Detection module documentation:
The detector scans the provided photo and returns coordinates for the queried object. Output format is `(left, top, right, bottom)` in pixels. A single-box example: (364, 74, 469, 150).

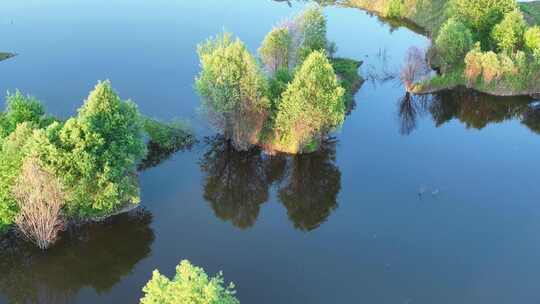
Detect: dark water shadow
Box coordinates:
(397, 89, 537, 135)
(199, 135, 341, 231)
(0, 209, 154, 304)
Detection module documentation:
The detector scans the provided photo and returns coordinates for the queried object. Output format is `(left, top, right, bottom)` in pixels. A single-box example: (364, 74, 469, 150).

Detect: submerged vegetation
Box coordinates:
(347, 0, 540, 97)
(0, 82, 193, 248)
(196, 6, 362, 154)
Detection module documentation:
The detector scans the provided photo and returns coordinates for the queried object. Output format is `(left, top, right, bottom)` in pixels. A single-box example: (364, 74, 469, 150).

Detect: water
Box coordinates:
(2, 1, 540, 303)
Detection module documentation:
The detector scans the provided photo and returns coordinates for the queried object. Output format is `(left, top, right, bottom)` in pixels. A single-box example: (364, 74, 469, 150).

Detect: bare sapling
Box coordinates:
(12, 157, 65, 249)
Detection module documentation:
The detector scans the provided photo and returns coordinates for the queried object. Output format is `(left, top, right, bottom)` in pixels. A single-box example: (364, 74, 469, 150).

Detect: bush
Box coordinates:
(0, 124, 35, 232)
(259, 27, 292, 74)
(435, 18, 474, 71)
(524, 26, 540, 54)
(481, 51, 501, 84)
(273, 51, 345, 153)
(140, 260, 239, 304)
(143, 118, 192, 151)
(464, 43, 484, 83)
(0, 91, 52, 140)
(196, 33, 270, 151)
(12, 157, 65, 250)
(38, 81, 147, 218)
(491, 9, 526, 54)
(386, 0, 404, 18)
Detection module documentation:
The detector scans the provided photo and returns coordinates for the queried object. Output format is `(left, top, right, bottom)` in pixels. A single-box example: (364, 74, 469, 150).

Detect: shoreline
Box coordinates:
(344, 0, 540, 99)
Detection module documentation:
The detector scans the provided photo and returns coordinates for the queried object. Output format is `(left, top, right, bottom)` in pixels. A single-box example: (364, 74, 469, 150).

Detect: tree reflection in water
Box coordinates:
(199, 136, 341, 231)
(397, 89, 539, 135)
(0, 209, 154, 304)
(278, 139, 341, 231)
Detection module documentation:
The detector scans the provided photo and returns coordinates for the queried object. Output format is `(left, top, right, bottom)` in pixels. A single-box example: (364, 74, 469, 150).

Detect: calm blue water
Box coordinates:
(1, 1, 540, 303)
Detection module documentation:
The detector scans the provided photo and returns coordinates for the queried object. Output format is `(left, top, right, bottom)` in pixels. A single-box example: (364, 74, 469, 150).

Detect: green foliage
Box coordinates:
(140, 260, 239, 304)
(274, 51, 345, 153)
(0, 91, 53, 140)
(0, 124, 35, 232)
(259, 27, 292, 74)
(491, 9, 527, 53)
(386, 0, 404, 18)
(37, 81, 146, 218)
(449, 0, 517, 46)
(143, 118, 193, 151)
(296, 6, 329, 62)
(196, 32, 269, 115)
(331, 58, 362, 110)
(268, 68, 293, 104)
(435, 18, 474, 71)
(524, 26, 540, 54)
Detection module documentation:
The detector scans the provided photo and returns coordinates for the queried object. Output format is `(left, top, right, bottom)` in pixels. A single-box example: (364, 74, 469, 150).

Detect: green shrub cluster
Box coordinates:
(435, 18, 474, 72)
(140, 260, 239, 304)
(424, 0, 540, 93)
(0, 81, 191, 234)
(196, 6, 359, 154)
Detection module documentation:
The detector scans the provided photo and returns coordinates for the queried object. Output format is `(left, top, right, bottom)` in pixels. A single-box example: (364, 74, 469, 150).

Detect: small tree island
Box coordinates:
(195, 6, 362, 154)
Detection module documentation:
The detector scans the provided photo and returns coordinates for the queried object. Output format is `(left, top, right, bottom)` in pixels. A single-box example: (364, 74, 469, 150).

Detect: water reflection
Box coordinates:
(199, 136, 341, 231)
(0, 209, 154, 304)
(278, 139, 341, 231)
(199, 136, 271, 229)
(397, 89, 538, 135)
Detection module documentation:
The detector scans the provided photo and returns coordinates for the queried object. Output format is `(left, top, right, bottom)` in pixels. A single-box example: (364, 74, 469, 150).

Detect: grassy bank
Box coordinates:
(0, 53, 15, 62)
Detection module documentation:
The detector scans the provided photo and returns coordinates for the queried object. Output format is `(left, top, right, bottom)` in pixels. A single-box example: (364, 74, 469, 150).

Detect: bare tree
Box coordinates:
(401, 46, 429, 90)
(13, 157, 65, 250)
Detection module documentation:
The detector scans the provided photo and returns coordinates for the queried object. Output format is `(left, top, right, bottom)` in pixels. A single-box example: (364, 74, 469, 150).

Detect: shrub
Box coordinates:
(386, 0, 404, 18)
(0, 91, 52, 140)
(464, 43, 484, 83)
(196, 33, 270, 151)
(259, 27, 292, 74)
(268, 67, 293, 104)
(435, 18, 474, 71)
(12, 157, 65, 250)
(481, 51, 501, 84)
(273, 51, 345, 153)
(140, 260, 239, 304)
(491, 9, 526, 54)
(38, 81, 147, 218)
(143, 118, 192, 151)
(0, 124, 35, 232)
(524, 26, 540, 54)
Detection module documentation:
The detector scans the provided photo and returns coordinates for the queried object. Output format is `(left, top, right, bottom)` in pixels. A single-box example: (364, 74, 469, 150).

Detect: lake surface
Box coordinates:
(2, 1, 540, 303)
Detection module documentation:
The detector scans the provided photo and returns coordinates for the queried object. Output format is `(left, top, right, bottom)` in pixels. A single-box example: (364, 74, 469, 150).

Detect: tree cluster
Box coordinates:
(196, 6, 355, 154)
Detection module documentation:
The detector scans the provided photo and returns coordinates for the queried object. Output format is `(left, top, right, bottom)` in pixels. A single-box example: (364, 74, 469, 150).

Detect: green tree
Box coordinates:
(273, 51, 345, 153)
(140, 260, 239, 304)
(524, 26, 540, 55)
(259, 27, 292, 74)
(449, 0, 516, 46)
(37, 81, 146, 218)
(196, 33, 270, 151)
(435, 18, 474, 71)
(0, 91, 52, 140)
(491, 9, 526, 53)
(0, 123, 35, 232)
(296, 6, 329, 62)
